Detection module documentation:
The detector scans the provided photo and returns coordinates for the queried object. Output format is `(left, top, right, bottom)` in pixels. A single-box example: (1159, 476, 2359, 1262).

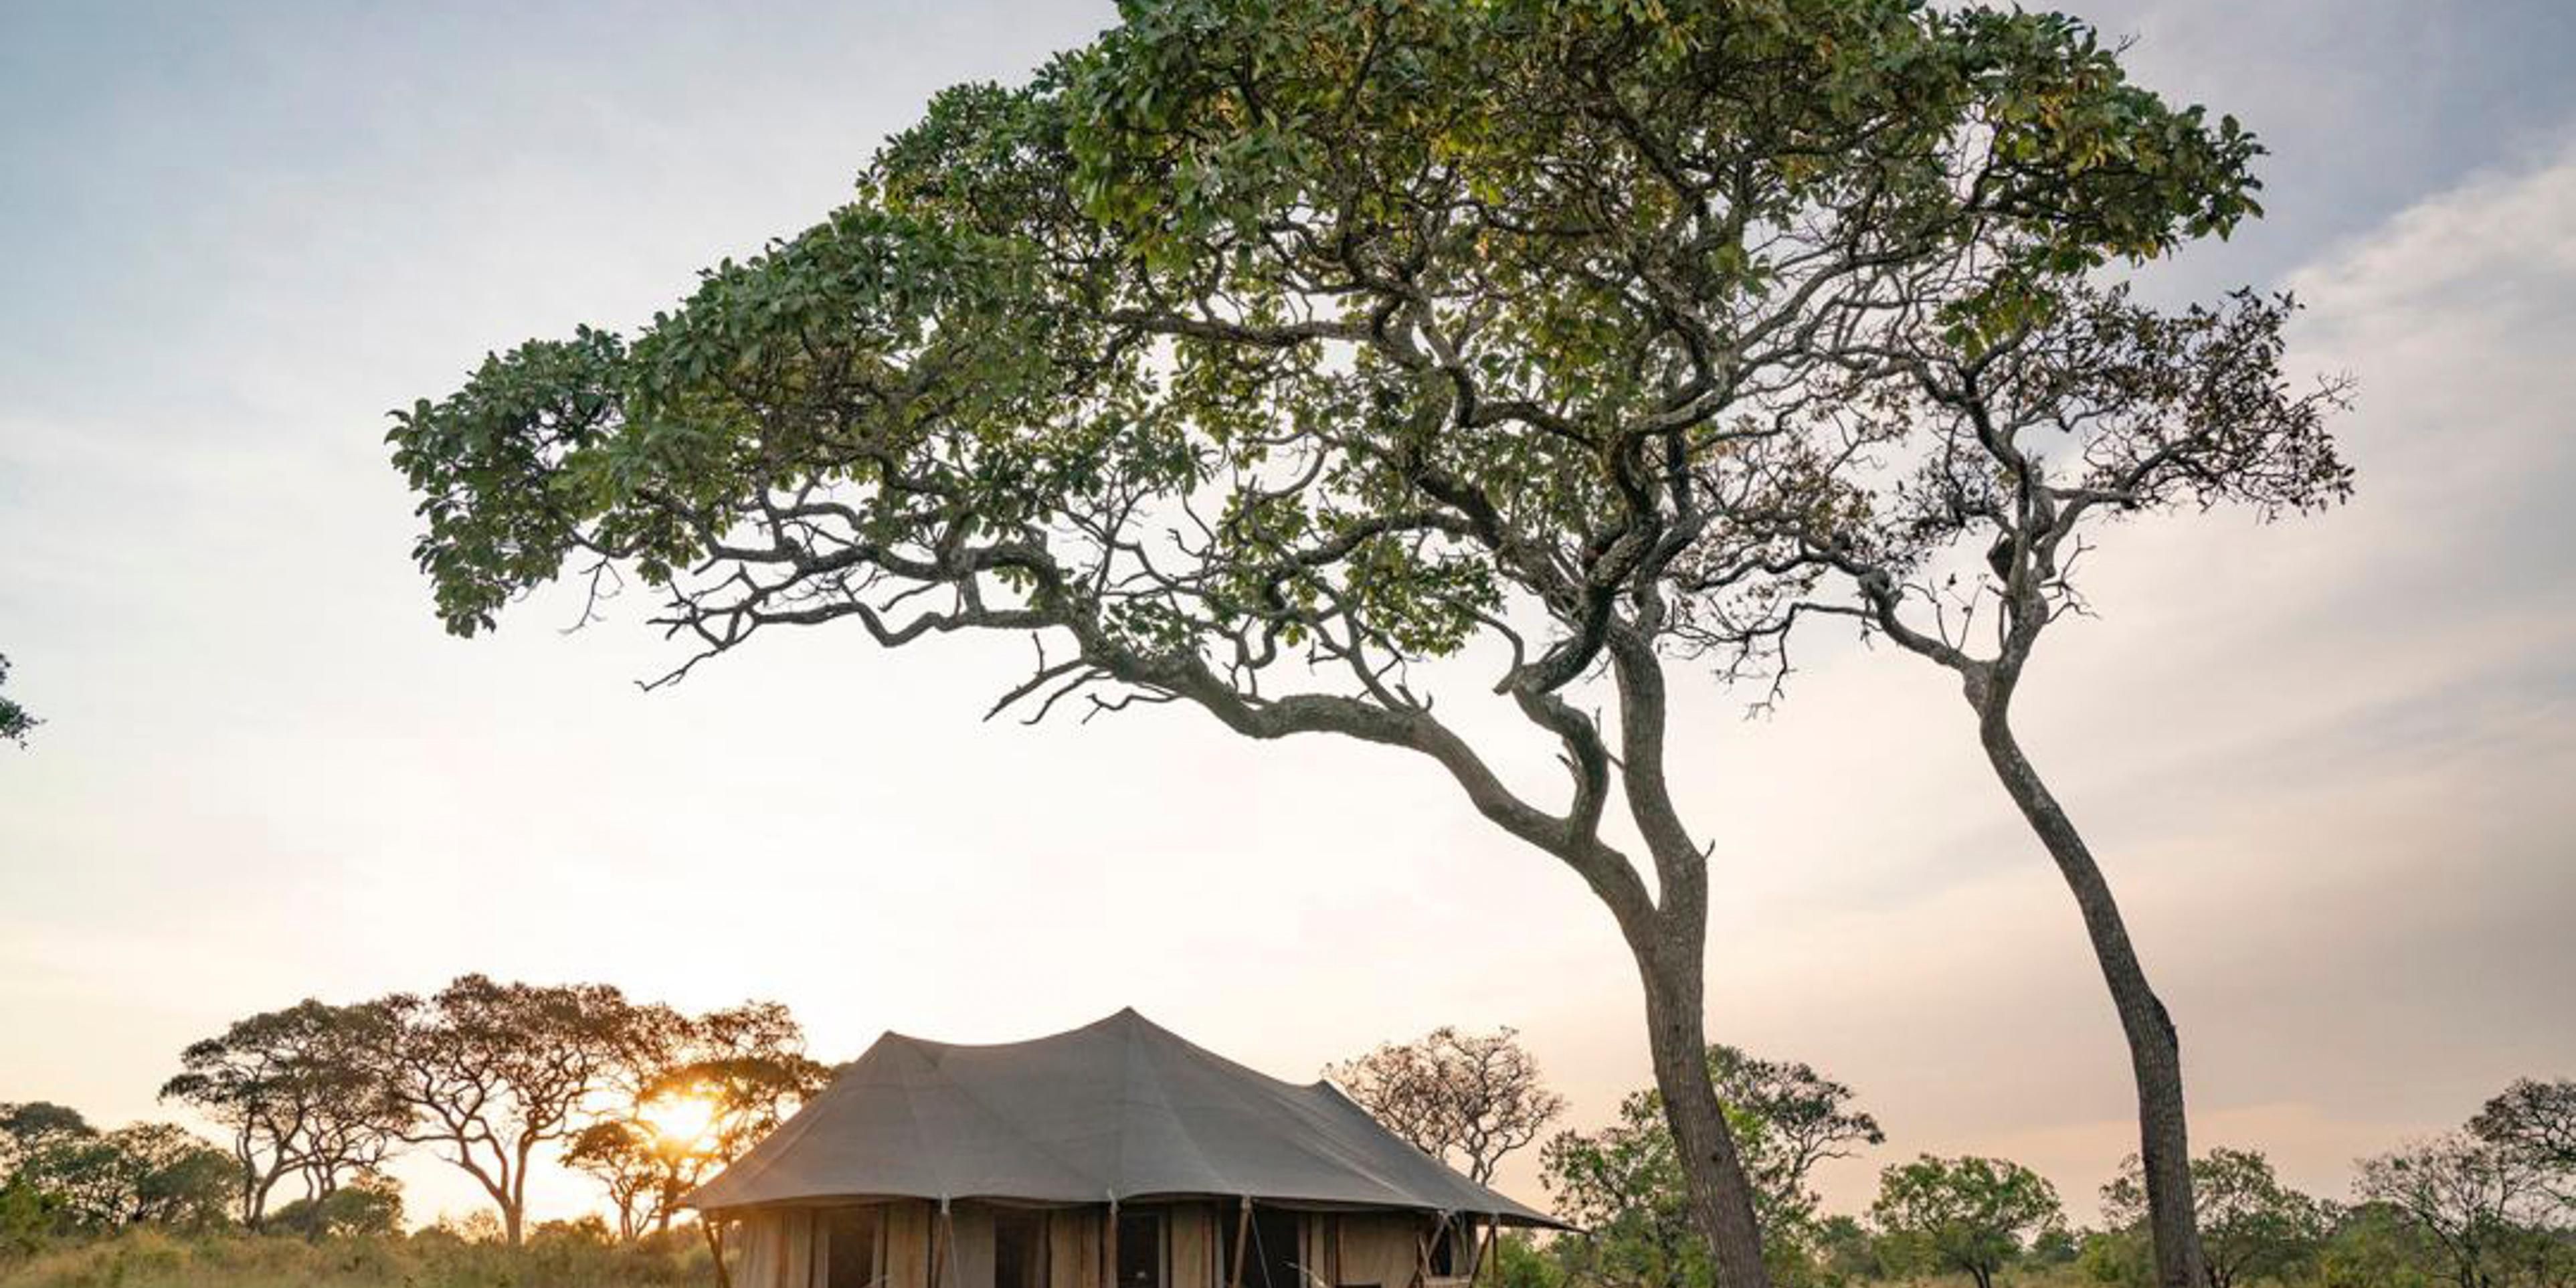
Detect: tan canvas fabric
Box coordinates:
(1168, 1204, 1216, 1288)
(738, 1210, 824, 1288)
(737, 1211, 781, 1288)
(884, 1201, 934, 1288)
(1330, 1214, 1422, 1288)
(1050, 1209, 1103, 1288)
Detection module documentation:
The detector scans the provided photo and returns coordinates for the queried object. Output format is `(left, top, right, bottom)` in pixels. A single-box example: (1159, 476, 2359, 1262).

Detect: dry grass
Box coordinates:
(0, 1226, 716, 1288)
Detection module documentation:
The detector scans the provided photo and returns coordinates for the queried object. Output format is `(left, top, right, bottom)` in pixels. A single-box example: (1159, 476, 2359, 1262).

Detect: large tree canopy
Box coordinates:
(389, 2, 2323, 1283)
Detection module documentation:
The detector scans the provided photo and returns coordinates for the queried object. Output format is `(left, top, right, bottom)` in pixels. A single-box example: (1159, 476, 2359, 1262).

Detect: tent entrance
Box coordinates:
(1218, 1206, 1303, 1288)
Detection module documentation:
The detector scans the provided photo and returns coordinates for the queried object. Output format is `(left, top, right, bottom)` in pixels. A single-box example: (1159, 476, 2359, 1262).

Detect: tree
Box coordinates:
(369, 974, 640, 1245)
(1871, 1155, 2065, 1288)
(2472, 1079, 2576, 1214)
(268, 1172, 405, 1238)
(1708, 1046, 1888, 1220)
(0, 1103, 92, 1178)
(387, 3, 2278, 1282)
(1544, 1044, 1884, 1287)
(567, 1000, 830, 1239)
(2105, 1149, 2332, 1288)
(1754, 270, 2349, 1288)
(0, 654, 36, 747)
(159, 999, 405, 1229)
(13, 1122, 235, 1233)
(2354, 1133, 2559, 1288)
(1329, 1026, 1567, 1185)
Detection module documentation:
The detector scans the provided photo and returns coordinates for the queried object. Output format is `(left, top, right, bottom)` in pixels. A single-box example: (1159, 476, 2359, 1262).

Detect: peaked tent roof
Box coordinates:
(686, 1008, 1562, 1226)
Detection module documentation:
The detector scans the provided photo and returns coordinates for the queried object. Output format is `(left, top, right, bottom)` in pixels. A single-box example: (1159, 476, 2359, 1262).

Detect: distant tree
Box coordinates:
(159, 999, 405, 1229)
(1708, 1046, 1888, 1219)
(2472, 1079, 2576, 1214)
(384, 3, 2286, 1284)
(0, 1103, 92, 1176)
(15, 1122, 234, 1232)
(2312, 1201, 2446, 1288)
(2105, 1148, 2334, 1288)
(1811, 1214, 1880, 1283)
(0, 654, 37, 748)
(567, 1000, 829, 1239)
(1329, 1026, 1567, 1185)
(1871, 1155, 2065, 1288)
(0, 1103, 90, 1249)
(2029, 1227, 2083, 1268)
(269, 1172, 405, 1238)
(371, 975, 640, 1245)
(2354, 1133, 2559, 1288)
(1545, 1044, 1884, 1288)
(2082, 1226, 2154, 1288)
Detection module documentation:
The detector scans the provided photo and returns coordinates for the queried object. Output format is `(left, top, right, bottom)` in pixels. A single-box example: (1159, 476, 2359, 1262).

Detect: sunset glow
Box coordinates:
(642, 1089, 719, 1154)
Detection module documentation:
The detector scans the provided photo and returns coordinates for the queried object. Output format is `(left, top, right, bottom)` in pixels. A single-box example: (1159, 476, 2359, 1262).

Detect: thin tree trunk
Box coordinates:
(1971, 686, 2205, 1288)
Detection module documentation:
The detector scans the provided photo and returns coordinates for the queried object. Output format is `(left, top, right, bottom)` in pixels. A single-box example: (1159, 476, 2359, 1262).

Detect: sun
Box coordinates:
(640, 1087, 720, 1153)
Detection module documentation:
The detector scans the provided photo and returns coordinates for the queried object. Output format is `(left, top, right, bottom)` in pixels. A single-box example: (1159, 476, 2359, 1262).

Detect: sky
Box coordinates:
(3, 0, 2573, 1233)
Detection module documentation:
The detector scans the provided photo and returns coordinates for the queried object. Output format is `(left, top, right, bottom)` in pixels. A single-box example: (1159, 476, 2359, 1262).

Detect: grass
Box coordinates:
(0, 1225, 717, 1288)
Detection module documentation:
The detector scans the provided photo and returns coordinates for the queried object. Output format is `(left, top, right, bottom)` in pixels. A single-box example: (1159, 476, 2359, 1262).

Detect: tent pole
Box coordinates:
(1105, 1199, 1119, 1288)
(1228, 1198, 1250, 1288)
(932, 1200, 952, 1288)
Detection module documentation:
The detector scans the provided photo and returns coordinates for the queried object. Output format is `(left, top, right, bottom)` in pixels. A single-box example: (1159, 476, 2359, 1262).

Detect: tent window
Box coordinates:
(996, 1208, 1048, 1288)
(822, 1206, 882, 1288)
(1117, 1210, 1166, 1288)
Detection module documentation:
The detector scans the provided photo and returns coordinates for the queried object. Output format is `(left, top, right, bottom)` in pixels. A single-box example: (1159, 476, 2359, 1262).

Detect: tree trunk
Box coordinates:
(1971, 688, 2205, 1288)
(1632, 925, 1773, 1288)
(1602, 633, 1773, 1288)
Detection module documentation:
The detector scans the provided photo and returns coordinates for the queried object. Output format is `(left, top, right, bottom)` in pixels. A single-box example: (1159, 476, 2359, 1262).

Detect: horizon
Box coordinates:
(4, 0, 2574, 1238)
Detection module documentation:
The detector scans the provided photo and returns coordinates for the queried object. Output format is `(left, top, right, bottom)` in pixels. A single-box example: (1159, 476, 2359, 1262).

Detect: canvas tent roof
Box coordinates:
(686, 1008, 1562, 1226)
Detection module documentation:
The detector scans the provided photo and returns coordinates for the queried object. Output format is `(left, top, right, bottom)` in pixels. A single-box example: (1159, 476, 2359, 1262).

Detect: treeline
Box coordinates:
(0, 974, 828, 1254)
(1337, 1029, 2576, 1288)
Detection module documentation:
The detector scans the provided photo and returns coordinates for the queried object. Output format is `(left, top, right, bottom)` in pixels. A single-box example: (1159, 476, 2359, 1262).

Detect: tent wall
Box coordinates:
(736, 1209, 821, 1288)
(1049, 1209, 1103, 1288)
(1314, 1212, 1420, 1288)
(1168, 1203, 1217, 1288)
(729, 1201, 1473, 1288)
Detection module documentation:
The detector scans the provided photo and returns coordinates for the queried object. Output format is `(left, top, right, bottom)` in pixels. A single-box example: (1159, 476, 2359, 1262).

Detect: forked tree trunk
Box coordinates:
(1971, 683, 2205, 1288)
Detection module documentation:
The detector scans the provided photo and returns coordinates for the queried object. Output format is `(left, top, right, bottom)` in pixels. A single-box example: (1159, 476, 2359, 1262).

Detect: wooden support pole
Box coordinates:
(933, 1201, 952, 1288)
(1228, 1199, 1251, 1288)
(1105, 1201, 1120, 1288)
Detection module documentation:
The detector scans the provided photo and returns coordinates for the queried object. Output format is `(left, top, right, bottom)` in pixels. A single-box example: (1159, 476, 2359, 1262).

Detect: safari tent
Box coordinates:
(688, 1008, 1563, 1288)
